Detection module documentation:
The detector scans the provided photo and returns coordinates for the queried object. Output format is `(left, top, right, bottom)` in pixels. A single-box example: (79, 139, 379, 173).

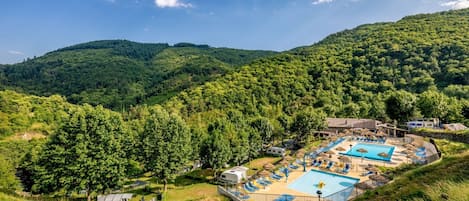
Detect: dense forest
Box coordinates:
(0, 8, 468, 201)
(0, 40, 277, 110)
(165, 9, 469, 129)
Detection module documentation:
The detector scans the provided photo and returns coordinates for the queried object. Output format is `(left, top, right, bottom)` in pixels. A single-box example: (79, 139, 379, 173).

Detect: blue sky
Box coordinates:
(1, 0, 468, 64)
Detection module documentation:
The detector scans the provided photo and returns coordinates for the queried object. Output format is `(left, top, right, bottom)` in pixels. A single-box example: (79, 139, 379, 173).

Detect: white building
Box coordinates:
(219, 166, 248, 184)
(407, 118, 439, 129)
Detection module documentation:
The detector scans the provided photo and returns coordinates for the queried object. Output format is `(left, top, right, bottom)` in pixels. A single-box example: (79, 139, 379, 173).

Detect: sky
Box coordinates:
(1, 0, 468, 64)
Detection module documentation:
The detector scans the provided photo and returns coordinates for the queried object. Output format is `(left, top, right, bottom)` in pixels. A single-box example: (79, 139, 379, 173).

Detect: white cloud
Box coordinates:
(8, 50, 24, 55)
(312, 0, 334, 5)
(441, 0, 469, 9)
(155, 0, 192, 8)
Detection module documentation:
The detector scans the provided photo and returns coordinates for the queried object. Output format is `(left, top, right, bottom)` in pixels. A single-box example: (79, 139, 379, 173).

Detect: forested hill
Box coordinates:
(0, 40, 277, 110)
(165, 8, 469, 129)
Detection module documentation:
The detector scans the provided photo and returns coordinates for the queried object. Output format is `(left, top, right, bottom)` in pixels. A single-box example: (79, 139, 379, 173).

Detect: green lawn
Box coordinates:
(128, 183, 227, 201)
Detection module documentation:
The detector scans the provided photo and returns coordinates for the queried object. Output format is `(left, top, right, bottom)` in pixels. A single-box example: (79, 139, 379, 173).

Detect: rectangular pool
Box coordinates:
(342, 143, 395, 161)
(287, 169, 359, 197)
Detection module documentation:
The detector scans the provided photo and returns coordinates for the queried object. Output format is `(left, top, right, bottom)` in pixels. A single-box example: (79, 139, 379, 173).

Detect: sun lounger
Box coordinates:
(289, 164, 299, 169)
(361, 171, 374, 176)
(342, 163, 350, 174)
(244, 183, 256, 192)
(272, 173, 283, 179)
(326, 161, 334, 169)
(311, 159, 317, 166)
(314, 160, 322, 167)
(259, 178, 272, 184)
(247, 182, 260, 190)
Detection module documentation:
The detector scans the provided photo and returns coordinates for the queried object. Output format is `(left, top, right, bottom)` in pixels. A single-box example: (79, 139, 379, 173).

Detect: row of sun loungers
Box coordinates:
(311, 159, 351, 174)
(228, 190, 250, 200)
(353, 136, 386, 144)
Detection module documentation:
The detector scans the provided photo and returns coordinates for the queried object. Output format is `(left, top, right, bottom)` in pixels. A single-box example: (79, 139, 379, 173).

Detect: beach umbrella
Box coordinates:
(258, 170, 270, 178)
(318, 152, 328, 158)
(263, 163, 275, 171)
(401, 150, 413, 155)
(377, 152, 389, 166)
(284, 155, 294, 162)
(369, 174, 390, 184)
(356, 148, 368, 162)
(324, 150, 335, 155)
(376, 132, 386, 137)
(411, 139, 424, 147)
(338, 156, 352, 164)
(279, 160, 290, 166)
(354, 182, 373, 190)
(296, 149, 306, 158)
(310, 147, 318, 153)
(365, 166, 380, 173)
(335, 147, 346, 151)
(404, 144, 415, 149)
(320, 141, 329, 148)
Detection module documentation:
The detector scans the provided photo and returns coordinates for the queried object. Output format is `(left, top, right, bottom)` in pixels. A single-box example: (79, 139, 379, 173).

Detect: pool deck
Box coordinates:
(247, 137, 410, 200)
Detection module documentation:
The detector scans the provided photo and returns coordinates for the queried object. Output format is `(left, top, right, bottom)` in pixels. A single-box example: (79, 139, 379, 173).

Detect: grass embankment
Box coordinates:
(414, 128, 469, 136)
(0, 192, 30, 201)
(353, 139, 469, 201)
(244, 157, 282, 176)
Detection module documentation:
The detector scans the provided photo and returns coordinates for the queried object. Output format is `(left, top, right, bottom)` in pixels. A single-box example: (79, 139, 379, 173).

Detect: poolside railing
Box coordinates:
(247, 192, 329, 201)
(323, 185, 355, 201)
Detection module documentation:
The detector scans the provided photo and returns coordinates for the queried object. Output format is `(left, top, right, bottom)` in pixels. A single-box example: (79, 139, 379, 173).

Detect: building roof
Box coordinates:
(326, 118, 382, 129)
(222, 166, 248, 174)
(97, 194, 133, 201)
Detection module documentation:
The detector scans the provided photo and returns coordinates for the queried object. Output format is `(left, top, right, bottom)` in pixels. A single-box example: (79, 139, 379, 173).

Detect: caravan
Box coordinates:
(266, 146, 286, 156)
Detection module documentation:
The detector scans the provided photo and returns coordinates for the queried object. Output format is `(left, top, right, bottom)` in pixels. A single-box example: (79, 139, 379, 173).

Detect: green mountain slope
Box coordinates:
(0, 40, 276, 109)
(165, 9, 469, 126)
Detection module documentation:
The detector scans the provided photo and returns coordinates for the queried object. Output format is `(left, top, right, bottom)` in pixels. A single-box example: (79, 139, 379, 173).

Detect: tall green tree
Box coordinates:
(141, 107, 192, 192)
(417, 90, 449, 120)
(33, 105, 126, 201)
(291, 107, 326, 144)
(385, 90, 417, 123)
(202, 120, 231, 177)
(251, 117, 274, 145)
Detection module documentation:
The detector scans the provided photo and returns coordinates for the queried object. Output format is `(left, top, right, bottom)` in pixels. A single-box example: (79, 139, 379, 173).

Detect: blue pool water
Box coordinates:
(288, 169, 359, 197)
(342, 143, 395, 161)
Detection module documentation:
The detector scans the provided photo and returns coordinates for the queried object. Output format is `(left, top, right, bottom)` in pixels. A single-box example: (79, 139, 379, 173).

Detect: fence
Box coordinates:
(247, 193, 323, 201)
(323, 185, 355, 201)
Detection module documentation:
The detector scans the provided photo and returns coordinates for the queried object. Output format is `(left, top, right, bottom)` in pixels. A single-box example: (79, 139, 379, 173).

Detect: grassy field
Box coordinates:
(353, 139, 469, 201)
(128, 183, 228, 201)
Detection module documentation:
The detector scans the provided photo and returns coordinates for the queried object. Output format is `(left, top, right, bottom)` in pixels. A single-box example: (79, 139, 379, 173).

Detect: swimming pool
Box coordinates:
(342, 143, 395, 161)
(287, 169, 359, 198)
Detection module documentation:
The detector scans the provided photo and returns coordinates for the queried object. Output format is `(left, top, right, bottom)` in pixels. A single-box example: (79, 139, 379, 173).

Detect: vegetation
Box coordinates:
(0, 8, 469, 201)
(0, 40, 276, 110)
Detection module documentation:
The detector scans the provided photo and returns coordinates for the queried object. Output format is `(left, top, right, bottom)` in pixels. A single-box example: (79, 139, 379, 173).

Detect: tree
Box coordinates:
(251, 117, 274, 145)
(291, 107, 326, 144)
(201, 120, 231, 177)
(33, 105, 126, 201)
(417, 90, 449, 120)
(385, 90, 417, 123)
(141, 107, 192, 192)
(0, 155, 19, 190)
